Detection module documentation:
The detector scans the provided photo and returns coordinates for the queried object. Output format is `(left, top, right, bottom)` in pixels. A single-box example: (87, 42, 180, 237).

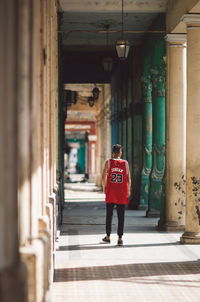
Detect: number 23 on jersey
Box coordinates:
(110, 173, 123, 183)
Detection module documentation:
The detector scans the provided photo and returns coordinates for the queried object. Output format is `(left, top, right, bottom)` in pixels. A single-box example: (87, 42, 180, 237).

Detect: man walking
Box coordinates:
(102, 144, 131, 246)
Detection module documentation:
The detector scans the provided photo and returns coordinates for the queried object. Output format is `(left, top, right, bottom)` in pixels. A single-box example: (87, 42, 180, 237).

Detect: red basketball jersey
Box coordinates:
(105, 159, 129, 204)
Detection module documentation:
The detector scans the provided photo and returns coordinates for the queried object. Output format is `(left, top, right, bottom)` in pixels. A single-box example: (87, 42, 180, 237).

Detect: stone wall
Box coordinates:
(0, 0, 59, 301)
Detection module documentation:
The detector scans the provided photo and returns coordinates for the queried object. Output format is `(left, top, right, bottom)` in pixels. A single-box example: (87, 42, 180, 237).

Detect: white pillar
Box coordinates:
(0, 0, 27, 301)
(165, 34, 187, 231)
(0, 0, 19, 271)
(42, 0, 50, 213)
(95, 84, 111, 186)
(88, 135, 97, 182)
(17, 0, 33, 246)
(96, 115, 101, 186)
(103, 84, 112, 162)
(91, 143, 96, 174)
(181, 14, 200, 243)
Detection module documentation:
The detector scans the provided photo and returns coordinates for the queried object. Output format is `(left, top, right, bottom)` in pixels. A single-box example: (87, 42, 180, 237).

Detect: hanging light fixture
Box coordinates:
(92, 86, 100, 100)
(116, 0, 130, 60)
(102, 24, 114, 71)
(71, 91, 78, 104)
(88, 96, 95, 107)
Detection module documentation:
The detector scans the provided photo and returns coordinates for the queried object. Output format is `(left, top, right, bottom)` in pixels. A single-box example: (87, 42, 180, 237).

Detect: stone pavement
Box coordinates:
(52, 183, 200, 302)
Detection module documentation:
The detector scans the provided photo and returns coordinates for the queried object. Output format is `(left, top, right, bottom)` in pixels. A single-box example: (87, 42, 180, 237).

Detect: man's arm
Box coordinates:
(102, 160, 108, 193)
(127, 164, 131, 197)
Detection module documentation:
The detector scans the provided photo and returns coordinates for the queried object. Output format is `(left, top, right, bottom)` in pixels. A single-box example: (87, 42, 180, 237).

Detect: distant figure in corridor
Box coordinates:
(101, 144, 131, 246)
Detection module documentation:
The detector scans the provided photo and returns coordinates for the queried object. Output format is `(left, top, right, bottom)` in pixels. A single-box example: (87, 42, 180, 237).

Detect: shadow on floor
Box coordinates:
(54, 260, 200, 284)
(58, 241, 181, 252)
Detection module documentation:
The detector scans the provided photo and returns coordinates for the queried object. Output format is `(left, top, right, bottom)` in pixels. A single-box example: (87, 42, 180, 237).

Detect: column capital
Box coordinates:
(149, 64, 166, 97)
(181, 14, 200, 27)
(165, 34, 187, 47)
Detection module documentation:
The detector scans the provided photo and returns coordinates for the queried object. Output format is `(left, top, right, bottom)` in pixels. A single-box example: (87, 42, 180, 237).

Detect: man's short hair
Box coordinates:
(112, 144, 122, 155)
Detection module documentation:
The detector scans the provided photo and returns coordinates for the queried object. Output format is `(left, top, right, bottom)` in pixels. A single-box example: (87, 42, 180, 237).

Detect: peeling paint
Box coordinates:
(173, 176, 186, 220)
(191, 176, 200, 185)
(188, 177, 200, 224)
(146, 111, 152, 134)
(173, 176, 186, 196)
(191, 176, 200, 199)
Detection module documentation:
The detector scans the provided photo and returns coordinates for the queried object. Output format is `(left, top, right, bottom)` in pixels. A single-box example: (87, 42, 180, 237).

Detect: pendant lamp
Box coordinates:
(116, 0, 130, 60)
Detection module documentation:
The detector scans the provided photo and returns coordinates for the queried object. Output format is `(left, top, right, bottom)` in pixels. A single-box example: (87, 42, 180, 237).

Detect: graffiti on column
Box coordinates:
(140, 74, 152, 208)
(173, 175, 186, 221)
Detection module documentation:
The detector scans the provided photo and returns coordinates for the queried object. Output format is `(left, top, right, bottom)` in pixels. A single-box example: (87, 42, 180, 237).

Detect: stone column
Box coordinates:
(147, 63, 166, 216)
(95, 84, 111, 186)
(163, 34, 187, 231)
(180, 15, 200, 243)
(17, 0, 32, 246)
(103, 84, 111, 162)
(140, 74, 153, 209)
(42, 0, 50, 212)
(0, 1, 27, 301)
(88, 135, 97, 182)
(52, 1, 58, 191)
(85, 133, 89, 179)
(57, 15, 65, 225)
(95, 114, 101, 186)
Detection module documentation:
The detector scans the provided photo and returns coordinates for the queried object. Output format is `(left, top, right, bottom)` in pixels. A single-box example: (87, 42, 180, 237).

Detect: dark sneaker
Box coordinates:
(102, 236, 111, 243)
(117, 239, 123, 246)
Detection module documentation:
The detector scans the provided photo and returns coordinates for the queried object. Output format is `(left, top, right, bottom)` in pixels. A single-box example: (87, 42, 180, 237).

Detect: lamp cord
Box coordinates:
(106, 27, 108, 48)
(122, 0, 124, 39)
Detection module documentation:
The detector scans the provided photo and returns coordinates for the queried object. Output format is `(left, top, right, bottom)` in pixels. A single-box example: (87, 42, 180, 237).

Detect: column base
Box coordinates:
(20, 237, 49, 302)
(0, 261, 28, 302)
(140, 176, 150, 210)
(88, 174, 96, 183)
(146, 209, 160, 217)
(158, 220, 185, 232)
(180, 232, 200, 244)
(138, 204, 148, 211)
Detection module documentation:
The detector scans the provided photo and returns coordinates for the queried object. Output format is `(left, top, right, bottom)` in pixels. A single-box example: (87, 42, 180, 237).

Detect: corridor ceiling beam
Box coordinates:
(58, 30, 166, 33)
(59, 0, 167, 13)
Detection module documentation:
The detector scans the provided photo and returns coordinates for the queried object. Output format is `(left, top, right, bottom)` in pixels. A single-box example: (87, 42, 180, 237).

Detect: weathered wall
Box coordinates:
(0, 0, 28, 299)
(96, 84, 111, 187)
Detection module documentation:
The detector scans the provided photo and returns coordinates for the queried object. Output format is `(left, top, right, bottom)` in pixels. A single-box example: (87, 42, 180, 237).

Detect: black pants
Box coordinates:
(106, 203, 125, 238)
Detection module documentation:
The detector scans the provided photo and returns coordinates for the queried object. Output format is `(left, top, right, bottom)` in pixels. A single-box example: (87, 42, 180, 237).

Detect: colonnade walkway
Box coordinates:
(52, 182, 200, 302)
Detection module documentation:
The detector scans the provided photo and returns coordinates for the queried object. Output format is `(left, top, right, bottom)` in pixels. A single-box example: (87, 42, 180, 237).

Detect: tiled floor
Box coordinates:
(52, 184, 200, 302)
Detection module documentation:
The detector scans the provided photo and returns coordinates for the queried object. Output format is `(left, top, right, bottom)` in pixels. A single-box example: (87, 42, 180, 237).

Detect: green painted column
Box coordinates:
(78, 140, 85, 173)
(122, 82, 127, 159)
(117, 88, 123, 145)
(127, 78, 133, 176)
(147, 63, 166, 216)
(122, 118, 127, 157)
(140, 74, 153, 209)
